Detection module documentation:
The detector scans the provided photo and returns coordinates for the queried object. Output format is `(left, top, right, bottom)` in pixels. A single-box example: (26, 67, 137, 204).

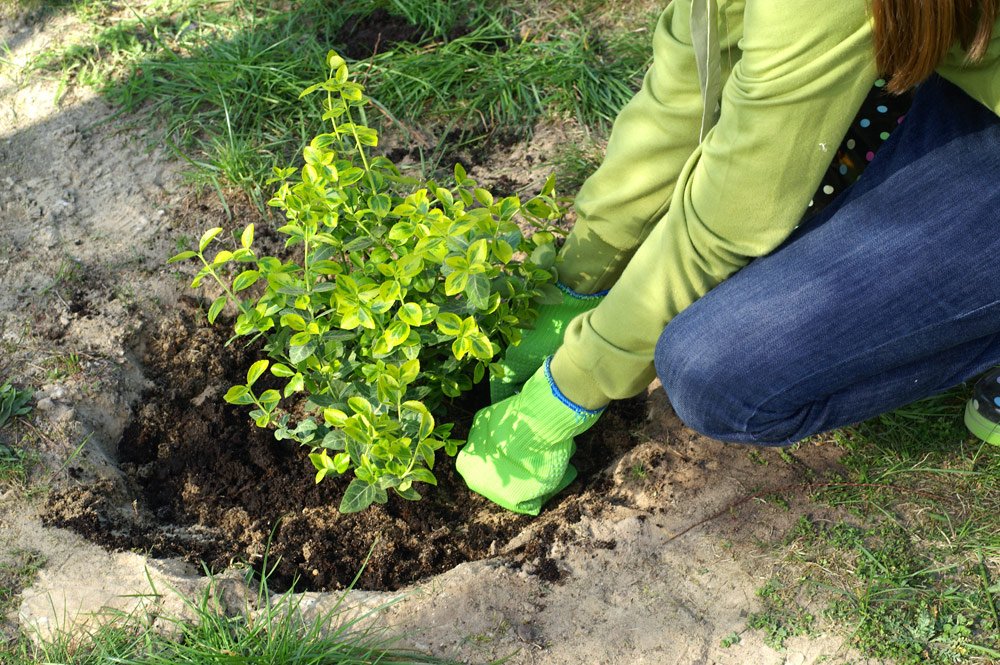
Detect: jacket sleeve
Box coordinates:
(555, 0, 880, 406)
(558, 0, 745, 293)
(679, 0, 876, 265)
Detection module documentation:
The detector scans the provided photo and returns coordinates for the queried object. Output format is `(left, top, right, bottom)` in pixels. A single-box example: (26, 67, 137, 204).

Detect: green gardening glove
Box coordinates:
(490, 283, 607, 403)
(457, 357, 605, 515)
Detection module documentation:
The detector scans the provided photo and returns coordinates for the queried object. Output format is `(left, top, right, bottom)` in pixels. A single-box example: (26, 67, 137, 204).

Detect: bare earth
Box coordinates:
(0, 8, 871, 665)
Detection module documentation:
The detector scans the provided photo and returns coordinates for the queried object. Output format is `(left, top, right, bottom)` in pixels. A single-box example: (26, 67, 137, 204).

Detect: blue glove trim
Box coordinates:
(543, 356, 606, 418)
(556, 282, 610, 300)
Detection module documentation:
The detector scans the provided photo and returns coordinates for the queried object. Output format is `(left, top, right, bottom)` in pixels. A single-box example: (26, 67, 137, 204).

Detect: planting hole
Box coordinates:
(41, 302, 635, 592)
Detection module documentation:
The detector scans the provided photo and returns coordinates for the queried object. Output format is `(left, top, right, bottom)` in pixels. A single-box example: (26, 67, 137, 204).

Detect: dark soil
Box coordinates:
(42, 302, 644, 592)
(334, 9, 429, 60)
(331, 7, 496, 61)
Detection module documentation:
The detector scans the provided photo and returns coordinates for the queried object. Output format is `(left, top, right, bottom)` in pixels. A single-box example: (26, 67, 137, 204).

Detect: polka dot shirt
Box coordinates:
(808, 79, 913, 214)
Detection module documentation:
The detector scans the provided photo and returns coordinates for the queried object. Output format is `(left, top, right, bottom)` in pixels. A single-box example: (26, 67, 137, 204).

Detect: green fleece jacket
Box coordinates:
(551, 0, 1000, 410)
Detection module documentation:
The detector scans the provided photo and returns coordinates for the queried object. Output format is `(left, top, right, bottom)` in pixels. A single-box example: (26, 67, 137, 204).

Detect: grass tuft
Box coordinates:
(2, 557, 490, 664)
(0, 550, 44, 615)
(747, 577, 816, 650)
(0, 379, 35, 489)
(550, 137, 606, 192)
(0, 380, 31, 431)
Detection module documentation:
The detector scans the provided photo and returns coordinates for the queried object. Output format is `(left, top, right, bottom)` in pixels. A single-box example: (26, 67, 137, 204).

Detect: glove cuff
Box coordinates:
(555, 281, 610, 301)
(543, 356, 605, 419)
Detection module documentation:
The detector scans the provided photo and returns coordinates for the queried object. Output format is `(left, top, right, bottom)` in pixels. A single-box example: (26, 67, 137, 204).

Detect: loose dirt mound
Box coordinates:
(41, 301, 641, 592)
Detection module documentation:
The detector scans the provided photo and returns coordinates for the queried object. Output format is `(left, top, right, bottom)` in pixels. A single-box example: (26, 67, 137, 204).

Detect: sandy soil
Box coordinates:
(0, 6, 871, 664)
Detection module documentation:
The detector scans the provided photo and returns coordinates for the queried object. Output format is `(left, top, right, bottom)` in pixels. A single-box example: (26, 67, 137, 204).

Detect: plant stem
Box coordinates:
(347, 106, 377, 192)
(200, 256, 251, 317)
(303, 227, 312, 292)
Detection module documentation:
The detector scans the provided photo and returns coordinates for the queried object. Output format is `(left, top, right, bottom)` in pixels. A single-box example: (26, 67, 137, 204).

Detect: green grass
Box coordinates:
(0, 380, 31, 431)
(26, 0, 651, 207)
(41, 353, 82, 382)
(826, 387, 998, 558)
(0, 442, 33, 486)
(746, 577, 816, 650)
(0, 550, 44, 616)
(1, 560, 493, 665)
(748, 386, 1000, 664)
(360, 16, 648, 134)
(0, 380, 34, 487)
(549, 137, 606, 192)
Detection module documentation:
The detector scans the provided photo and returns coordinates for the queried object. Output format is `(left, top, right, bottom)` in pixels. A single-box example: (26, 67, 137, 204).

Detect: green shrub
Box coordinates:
(173, 52, 565, 513)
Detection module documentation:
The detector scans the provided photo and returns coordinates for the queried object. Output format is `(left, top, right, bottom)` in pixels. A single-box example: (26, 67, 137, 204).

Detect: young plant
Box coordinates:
(172, 51, 565, 513)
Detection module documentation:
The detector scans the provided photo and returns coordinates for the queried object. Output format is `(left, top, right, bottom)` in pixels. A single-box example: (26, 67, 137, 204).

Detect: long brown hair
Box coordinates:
(871, 0, 999, 93)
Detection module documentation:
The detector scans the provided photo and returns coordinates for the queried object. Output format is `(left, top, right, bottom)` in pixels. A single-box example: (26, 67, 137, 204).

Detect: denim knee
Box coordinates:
(653, 312, 803, 446)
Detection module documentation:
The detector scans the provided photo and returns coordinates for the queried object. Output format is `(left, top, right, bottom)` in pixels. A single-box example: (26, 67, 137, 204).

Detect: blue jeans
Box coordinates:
(653, 75, 1000, 445)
